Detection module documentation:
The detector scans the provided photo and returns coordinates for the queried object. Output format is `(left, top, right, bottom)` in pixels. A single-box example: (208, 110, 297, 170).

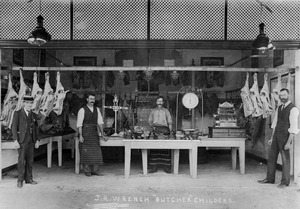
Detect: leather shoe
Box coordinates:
(17, 181, 23, 188)
(91, 172, 104, 176)
(257, 179, 274, 184)
(277, 183, 288, 189)
(148, 168, 158, 173)
(25, 180, 38, 185)
(164, 168, 172, 174)
(85, 172, 92, 177)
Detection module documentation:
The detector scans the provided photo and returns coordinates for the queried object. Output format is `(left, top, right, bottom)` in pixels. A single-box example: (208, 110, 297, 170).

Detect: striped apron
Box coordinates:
(79, 106, 103, 165)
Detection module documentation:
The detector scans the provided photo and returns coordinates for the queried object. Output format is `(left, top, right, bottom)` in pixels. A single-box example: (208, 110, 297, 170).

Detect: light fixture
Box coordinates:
(27, 0, 51, 46)
(252, 23, 275, 52)
(252, 1, 275, 52)
(119, 70, 126, 79)
(143, 69, 153, 81)
(170, 71, 179, 80)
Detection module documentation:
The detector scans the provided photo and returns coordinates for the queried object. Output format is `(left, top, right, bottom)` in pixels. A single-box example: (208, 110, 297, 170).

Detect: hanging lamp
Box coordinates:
(252, 23, 275, 52)
(27, 0, 51, 46)
(252, 1, 274, 52)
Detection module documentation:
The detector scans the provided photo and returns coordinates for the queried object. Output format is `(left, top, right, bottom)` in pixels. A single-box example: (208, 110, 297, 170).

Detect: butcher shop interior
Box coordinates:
(0, 0, 300, 209)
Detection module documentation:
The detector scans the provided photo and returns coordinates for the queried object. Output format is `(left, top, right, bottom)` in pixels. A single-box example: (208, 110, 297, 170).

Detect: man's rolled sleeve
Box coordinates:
(288, 107, 299, 134)
(76, 108, 84, 128)
(97, 107, 104, 125)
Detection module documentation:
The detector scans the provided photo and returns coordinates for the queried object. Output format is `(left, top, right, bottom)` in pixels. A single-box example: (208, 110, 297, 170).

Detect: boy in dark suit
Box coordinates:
(12, 95, 39, 188)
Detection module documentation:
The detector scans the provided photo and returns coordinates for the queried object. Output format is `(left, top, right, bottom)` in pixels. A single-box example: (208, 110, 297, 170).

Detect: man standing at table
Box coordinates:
(148, 96, 173, 173)
(77, 93, 106, 176)
(12, 95, 39, 188)
(258, 88, 299, 188)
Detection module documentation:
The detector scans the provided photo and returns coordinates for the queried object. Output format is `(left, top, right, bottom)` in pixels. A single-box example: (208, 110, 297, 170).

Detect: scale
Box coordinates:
(104, 94, 128, 137)
(175, 86, 204, 134)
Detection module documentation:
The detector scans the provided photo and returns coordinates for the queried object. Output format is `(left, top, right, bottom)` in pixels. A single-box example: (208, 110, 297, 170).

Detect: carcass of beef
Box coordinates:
(260, 73, 273, 118)
(249, 73, 263, 117)
(271, 73, 282, 112)
(240, 73, 254, 117)
(0, 73, 18, 128)
(15, 69, 31, 111)
(287, 72, 291, 92)
(40, 72, 55, 117)
(31, 72, 43, 114)
(53, 72, 69, 116)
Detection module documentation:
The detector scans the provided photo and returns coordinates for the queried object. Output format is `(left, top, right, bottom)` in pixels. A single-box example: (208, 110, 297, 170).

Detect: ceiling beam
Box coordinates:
(1, 40, 299, 50)
(12, 66, 294, 73)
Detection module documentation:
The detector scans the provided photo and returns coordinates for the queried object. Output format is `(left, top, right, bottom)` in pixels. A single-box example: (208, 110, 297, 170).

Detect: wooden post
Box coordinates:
(191, 71, 195, 129)
(102, 71, 106, 127)
(294, 65, 300, 185)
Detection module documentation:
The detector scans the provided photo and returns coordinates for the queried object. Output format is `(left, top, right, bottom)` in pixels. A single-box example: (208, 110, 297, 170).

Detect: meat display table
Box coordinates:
(75, 137, 125, 174)
(123, 139, 198, 179)
(35, 133, 76, 168)
(197, 137, 246, 175)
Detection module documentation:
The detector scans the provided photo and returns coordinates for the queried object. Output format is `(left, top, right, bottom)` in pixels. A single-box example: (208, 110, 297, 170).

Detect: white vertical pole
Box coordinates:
(191, 71, 195, 129)
(102, 71, 106, 127)
(294, 64, 300, 185)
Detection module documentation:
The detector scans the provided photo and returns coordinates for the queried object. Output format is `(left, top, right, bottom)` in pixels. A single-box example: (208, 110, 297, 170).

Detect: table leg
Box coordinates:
(124, 144, 131, 178)
(75, 137, 80, 174)
(189, 149, 192, 175)
(173, 149, 179, 175)
(231, 147, 237, 170)
(47, 138, 53, 168)
(142, 149, 147, 175)
(57, 137, 62, 166)
(192, 147, 198, 179)
(239, 143, 245, 174)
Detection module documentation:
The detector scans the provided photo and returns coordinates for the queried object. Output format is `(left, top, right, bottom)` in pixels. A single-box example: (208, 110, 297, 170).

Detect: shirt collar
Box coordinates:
(283, 100, 291, 108)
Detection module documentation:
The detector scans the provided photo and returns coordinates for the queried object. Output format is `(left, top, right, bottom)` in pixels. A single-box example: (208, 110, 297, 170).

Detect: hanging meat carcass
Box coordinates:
(0, 73, 18, 128)
(271, 73, 282, 112)
(240, 73, 254, 117)
(260, 73, 273, 118)
(286, 72, 291, 92)
(15, 69, 31, 111)
(249, 73, 263, 117)
(31, 72, 43, 114)
(53, 72, 69, 116)
(40, 72, 55, 117)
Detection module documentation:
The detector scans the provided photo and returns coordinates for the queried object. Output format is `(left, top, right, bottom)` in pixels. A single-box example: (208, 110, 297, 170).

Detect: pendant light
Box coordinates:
(27, 0, 51, 46)
(252, 1, 274, 52)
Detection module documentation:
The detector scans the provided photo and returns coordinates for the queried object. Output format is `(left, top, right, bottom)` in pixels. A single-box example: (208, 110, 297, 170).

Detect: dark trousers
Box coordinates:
(266, 134, 290, 185)
(18, 133, 34, 181)
(149, 150, 171, 169)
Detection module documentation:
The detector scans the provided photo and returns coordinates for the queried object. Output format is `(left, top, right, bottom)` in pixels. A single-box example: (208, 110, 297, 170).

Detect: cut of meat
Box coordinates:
(53, 72, 69, 116)
(15, 69, 31, 111)
(0, 73, 18, 128)
(260, 73, 273, 118)
(271, 73, 282, 116)
(240, 73, 254, 117)
(40, 72, 55, 117)
(286, 72, 291, 92)
(31, 72, 43, 114)
(249, 73, 263, 117)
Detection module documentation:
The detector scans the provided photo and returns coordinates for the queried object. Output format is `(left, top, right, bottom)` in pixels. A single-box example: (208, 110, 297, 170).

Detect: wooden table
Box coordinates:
(197, 137, 246, 174)
(123, 139, 198, 179)
(35, 133, 76, 168)
(75, 137, 124, 174)
(34, 136, 53, 168)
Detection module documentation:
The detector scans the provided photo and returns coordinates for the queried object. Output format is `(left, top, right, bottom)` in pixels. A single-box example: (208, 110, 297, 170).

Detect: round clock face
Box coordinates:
(182, 93, 199, 109)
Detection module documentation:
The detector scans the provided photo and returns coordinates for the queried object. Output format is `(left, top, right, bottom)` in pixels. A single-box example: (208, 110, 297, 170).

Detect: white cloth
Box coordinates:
(271, 101, 300, 134)
(76, 106, 104, 128)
